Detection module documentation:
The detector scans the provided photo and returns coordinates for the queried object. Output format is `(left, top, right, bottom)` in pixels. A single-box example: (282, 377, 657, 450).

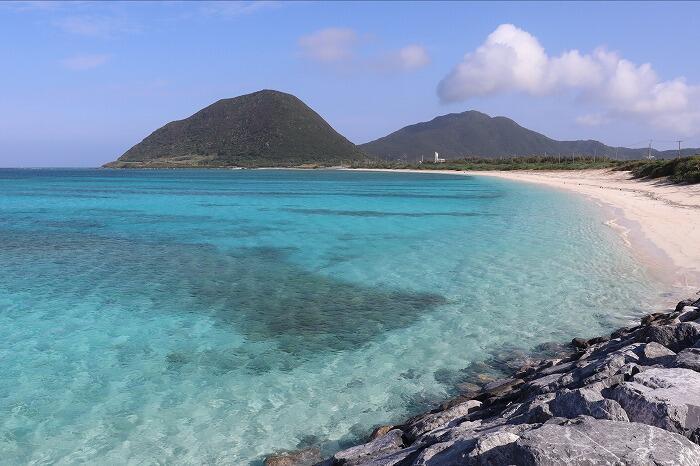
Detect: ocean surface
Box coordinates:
(0, 168, 664, 464)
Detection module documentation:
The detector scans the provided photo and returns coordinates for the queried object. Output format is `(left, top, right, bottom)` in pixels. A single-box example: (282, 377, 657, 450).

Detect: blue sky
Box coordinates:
(1, 1, 700, 167)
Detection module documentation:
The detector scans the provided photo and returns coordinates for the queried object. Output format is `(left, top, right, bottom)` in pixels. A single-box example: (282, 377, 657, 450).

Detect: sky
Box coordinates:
(1, 1, 700, 167)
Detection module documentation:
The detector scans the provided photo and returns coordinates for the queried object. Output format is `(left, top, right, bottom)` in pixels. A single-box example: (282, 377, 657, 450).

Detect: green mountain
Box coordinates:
(360, 111, 688, 161)
(105, 90, 366, 168)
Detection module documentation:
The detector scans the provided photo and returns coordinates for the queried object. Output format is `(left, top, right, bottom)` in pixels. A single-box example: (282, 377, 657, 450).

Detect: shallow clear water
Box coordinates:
(0, 169, 663, 464)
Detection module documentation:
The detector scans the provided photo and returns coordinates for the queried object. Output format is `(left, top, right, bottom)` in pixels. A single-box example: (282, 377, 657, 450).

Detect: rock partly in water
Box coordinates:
(643, 322, 700, 352)
(314, 296, 700, 465)
(332, 429, 404, 465)
(263, 447, 322, 466)
(403, 400, 481, 441)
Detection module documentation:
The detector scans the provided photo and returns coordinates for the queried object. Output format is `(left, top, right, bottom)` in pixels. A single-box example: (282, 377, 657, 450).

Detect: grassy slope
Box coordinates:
(106, 90, 366, 168)
(360, 111, 643, 161)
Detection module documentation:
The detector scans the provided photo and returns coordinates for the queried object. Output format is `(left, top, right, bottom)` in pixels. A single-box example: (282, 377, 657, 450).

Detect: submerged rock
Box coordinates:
(263, 447, 322, 466)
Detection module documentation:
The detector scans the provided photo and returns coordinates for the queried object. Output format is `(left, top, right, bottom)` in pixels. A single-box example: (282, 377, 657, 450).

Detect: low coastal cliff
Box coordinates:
(267, 294, 700, 466)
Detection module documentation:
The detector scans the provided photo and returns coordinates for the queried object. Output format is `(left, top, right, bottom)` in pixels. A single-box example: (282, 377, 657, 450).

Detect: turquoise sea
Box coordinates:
(0, 169, 664, 464)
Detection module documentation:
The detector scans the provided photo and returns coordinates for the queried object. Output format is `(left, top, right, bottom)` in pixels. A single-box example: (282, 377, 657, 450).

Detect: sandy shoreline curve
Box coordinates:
(347, 168, 700, 291)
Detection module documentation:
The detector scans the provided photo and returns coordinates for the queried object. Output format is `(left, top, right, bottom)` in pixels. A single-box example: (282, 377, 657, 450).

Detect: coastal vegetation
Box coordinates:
(350, 156, 621, 171)
(616, 156, 700, 184)
(349, 156, 700, 184)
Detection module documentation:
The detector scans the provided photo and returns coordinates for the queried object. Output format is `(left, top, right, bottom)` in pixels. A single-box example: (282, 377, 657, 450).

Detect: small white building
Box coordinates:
(434, 152, 446, 163)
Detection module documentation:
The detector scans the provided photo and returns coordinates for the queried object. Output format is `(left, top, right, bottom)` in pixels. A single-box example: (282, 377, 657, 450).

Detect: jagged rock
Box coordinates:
(419, 419, 483, 445)
(610, 325, 638, 339)
(571, 335, 611, 350)
(571, 337, 589, 349)
(480, 378, 523, 399)
(332, 429, 403, 465)
(513, 417, 700, 465)
(506, 394, 555, 424)
(570, 342, 672, 387)
(533, 360, 576, 378)
(367, 425, 394, 441)
(610, 367, 700, 442)
(586, 336, 610, 346)
(679, 306, 700, 323)
(466, 431, 519, 464)
(404, 400, 480, 441)
(642, 312, 674, 326)
(348, 445, 422, 466)
(412, 424, 535, 465)
(523, 373, 568, 395)
(549, 383, 629, 421)
(264, 447, 322, 466)
(639, 341, 676, 365)
(410, 439, 477, 466)
(643, 322, 700, 352)
(677, 299, 698, 312)
(676, 348, 700, 372)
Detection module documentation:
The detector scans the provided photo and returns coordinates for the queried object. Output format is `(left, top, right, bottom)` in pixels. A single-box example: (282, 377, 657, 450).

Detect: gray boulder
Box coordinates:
(522, 373, 568, 396)
(404, 400, 481, 440)
(643, 322, 700, 352)
(610, 367, 700, 442)
(679, 306, 700, 323)
(549, 383, 629, 421)
(639, 341, 676, 365)
(264, 447, 321, 466)
(513, 417, 700, 465)
(677, 348, 700, 372)
(506, 394, 555, 424)
(332, 429, 403, 465)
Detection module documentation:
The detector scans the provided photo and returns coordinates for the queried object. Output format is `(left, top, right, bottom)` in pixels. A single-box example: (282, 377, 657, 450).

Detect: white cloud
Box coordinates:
(438, 24, 700, 134)
(393, 45, 430, 70)
(200, 1, 280, 18)
(299, 28, 358, 64)
(52, 15, 136, 38)
(299, 28, 430, 73)
(576, 113, 609, 127)
(61, 54, 109, 70)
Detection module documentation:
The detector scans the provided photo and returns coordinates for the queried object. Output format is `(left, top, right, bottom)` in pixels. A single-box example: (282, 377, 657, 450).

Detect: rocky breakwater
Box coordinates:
(266, 295, 700, 466)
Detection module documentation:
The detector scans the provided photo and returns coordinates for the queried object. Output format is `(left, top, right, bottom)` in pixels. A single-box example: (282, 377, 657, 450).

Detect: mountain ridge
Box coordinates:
(360, 110, 697, 161)
(106, 91, 698, 168)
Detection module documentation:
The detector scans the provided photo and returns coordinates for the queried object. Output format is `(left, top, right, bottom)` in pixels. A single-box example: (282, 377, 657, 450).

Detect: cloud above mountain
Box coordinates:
(299, 28, 358, 64)
(60, 54, 109, 70)
(438, 24, 700, 134)
(299, 27, 429, 73)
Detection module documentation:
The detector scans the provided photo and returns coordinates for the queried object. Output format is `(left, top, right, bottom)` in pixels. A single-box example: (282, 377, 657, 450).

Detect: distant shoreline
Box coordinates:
(346, 168, 700, 293)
